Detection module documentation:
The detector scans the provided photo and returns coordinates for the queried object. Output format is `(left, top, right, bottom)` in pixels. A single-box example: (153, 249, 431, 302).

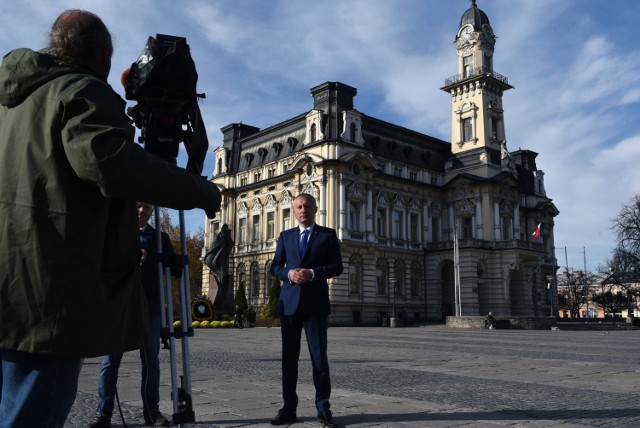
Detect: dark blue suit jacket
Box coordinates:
(271, 224, 343, 317)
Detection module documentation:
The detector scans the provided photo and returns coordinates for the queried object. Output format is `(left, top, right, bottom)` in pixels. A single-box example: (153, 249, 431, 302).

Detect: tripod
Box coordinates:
(154, 207, 195, 425)
(123, 33, 211, 425)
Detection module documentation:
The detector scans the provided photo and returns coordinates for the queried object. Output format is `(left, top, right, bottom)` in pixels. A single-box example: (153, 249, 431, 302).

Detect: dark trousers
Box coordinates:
(280, 308, 331, 413)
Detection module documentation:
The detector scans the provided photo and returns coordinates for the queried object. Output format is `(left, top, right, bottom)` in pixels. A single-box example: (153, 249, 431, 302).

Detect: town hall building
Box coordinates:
(203, 0, 559, 325)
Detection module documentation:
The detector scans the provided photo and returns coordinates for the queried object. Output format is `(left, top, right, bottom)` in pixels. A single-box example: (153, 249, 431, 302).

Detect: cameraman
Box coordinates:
(91, 203, 174, 427)
(0, 10, 220, 427)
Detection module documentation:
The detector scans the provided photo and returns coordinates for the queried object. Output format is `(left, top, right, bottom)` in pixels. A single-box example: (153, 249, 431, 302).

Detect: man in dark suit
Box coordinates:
(270, 193, 343, 428)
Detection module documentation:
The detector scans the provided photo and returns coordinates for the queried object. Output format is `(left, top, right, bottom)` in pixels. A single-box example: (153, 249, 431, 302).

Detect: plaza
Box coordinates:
(67, 325, 640, 427)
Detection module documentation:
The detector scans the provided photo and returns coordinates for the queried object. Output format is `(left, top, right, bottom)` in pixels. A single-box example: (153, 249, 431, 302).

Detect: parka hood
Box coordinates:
(0, 48, 86, 107)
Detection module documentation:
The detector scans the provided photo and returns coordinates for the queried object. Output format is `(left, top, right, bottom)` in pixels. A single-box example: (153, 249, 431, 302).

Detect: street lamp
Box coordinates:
(389, 275, 396, 328)
(545, 274, 556, 318)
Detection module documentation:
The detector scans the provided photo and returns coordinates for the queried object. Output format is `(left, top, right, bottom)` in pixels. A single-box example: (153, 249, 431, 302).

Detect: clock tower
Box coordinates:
(442, 0, 513, 179)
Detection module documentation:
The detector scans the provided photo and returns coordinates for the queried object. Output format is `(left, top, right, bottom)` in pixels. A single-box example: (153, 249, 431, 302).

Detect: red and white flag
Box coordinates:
(532, 223, 541, 238)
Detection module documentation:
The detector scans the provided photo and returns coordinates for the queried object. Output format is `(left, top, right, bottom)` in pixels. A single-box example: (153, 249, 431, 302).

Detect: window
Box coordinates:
(410, 262, 421, 296)
(394, 260, 405, 295)
(409, 170, 417, 181)
(310, 123, 317, 143)
(268, 166, 277, 178)
(240, 176, 248, 186)
(251, 263, 260, 298)
(217, 158, 222, 175)
(393, 211, 403, 239)
(431, 217, 440, 242)
(349, 122, 357, 141)
(282, 208, 291, 231)
(393, 167, 403, 177)
(252, 214, 261, 242)
(410, 214, 419, 242)
(463, 55, 473, 78)
(502, 216, 511, 240)
(349, 256, 363, 294)
(238, 270, 246, 300)
(254, 171, 262, 182)
(376, 208, 387, 237)
(376, 259, 388, 295)
(462, 117, 473, 141)
(484, 53, 492, 71)
(491, 116, 499, 139)
(238, 218, 247, 244)
(266, 212, 275, 239)
(265, 263, 273, 296)
(461, 216, 473, 239)
(349, 202, 361, 231)
(209, 221, 219, 239)
(430, 176, 438, 186)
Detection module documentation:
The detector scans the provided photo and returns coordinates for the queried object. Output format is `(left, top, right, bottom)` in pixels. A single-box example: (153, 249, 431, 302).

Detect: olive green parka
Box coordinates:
(0, 48, 220, 357)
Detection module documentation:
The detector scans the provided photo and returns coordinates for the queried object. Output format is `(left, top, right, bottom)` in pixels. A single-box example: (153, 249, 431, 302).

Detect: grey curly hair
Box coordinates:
(48, 9, 112, 66)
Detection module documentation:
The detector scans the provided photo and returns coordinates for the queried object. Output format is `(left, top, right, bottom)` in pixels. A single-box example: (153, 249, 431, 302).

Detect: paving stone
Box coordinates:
(65, 326, 640, 427)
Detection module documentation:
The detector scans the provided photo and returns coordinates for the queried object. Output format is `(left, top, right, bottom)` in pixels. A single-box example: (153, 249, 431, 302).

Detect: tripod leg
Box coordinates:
(154, 207, 181, 422)
(173, 210, 195, 424)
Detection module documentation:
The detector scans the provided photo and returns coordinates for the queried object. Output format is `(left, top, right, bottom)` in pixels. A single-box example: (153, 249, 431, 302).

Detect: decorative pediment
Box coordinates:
(280, 191, 292, 206)
(347, 181, 366, 201)
(251, 197, 262, 213)
(266, 194, 276, 208)
(376, 190, 388, 206)
(393, 194, 405, 210)
(455, 198, 475, 215)
(409, 198, 421, 212)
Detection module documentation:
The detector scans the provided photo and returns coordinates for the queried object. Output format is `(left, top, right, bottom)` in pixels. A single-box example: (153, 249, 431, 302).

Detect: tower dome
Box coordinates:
(459, 0, 492, 32)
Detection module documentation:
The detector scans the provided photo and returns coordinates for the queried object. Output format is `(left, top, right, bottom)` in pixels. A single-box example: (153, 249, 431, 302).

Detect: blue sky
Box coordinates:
(2, 0, 638, 272)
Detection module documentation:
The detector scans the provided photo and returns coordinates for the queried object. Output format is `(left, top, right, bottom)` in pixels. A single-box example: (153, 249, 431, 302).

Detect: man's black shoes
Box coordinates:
(88, 412, 111, 428)
(143, 408, 170, 426)
(270, 408, 297, 425)
(317, 409, 338, 428)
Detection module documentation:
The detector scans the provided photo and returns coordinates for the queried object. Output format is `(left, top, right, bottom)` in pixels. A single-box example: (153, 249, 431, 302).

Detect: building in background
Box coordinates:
(204, 0, 559, 325)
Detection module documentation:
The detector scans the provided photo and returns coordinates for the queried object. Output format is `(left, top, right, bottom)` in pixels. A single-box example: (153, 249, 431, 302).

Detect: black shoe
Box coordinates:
(317, 409, 338, 428)
(88, 412, 111, 428)
(270, 408, 297, 425)
(143, 408, 170, 426)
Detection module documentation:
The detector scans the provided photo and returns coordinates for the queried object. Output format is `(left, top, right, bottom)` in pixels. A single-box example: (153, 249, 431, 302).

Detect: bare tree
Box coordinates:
(612, 194, 640, 264)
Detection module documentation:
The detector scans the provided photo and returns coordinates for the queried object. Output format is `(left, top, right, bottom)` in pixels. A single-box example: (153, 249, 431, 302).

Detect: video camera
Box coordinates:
(121, 34, 208, 175)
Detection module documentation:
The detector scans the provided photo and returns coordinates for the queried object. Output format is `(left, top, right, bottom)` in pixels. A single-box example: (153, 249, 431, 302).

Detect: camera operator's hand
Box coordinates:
(204, 181, 221, 219)
(205, 208, 217, 219)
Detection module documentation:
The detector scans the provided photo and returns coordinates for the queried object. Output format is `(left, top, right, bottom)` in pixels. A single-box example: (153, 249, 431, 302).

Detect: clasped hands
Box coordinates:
(289, 268, 312, 284)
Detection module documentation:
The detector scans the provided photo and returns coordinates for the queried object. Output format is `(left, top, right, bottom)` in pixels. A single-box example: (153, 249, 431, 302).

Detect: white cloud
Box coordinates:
(1, 0, 639, 271)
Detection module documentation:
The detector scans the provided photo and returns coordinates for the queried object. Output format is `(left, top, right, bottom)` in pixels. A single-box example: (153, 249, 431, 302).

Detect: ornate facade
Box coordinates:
(203, 0, 559, 325)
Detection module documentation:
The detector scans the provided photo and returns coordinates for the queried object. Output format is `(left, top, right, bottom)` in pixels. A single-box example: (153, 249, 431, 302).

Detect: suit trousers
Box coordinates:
(280, 307, 331, 413)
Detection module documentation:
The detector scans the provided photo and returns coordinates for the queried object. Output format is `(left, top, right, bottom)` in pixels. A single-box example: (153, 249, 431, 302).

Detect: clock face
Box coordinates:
(460, 26, 473, 40)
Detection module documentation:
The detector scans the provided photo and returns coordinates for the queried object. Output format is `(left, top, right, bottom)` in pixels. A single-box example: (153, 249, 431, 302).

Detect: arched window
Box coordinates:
(310, 123, 317, 143)
(410, 261, 422, 296)
(349, 122, 357, 141)
(237, 264, 246, 301)
(376, 259, 388, 295)
(393, 259, 405, 295)
(251, 262, 260, 300)
(348, 254, 363, 294)
(264, 261, 272, 296)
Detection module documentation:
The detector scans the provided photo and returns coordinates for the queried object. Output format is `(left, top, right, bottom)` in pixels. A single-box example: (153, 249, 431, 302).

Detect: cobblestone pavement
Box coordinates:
(66, 325, 640, 427)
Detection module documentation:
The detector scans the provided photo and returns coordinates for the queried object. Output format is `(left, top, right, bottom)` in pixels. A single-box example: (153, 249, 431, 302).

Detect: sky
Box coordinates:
(1, 0, 638, 273)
